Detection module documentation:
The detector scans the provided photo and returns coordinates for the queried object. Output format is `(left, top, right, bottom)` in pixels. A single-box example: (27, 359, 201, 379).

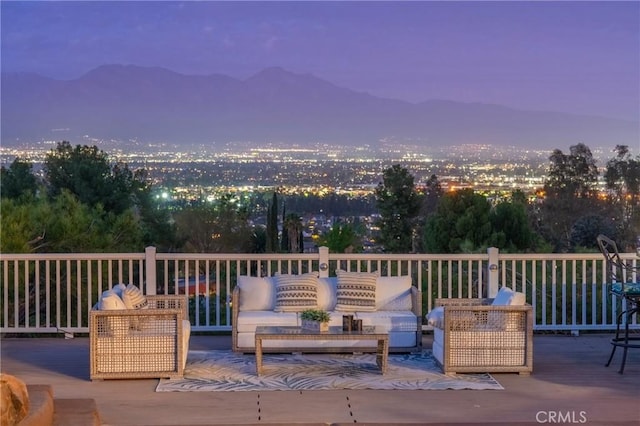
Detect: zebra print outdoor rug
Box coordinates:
(156, 350, 503, 392)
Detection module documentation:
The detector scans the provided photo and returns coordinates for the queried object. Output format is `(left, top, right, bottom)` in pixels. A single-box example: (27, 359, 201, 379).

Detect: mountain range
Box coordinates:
(2, 64, 638, 149)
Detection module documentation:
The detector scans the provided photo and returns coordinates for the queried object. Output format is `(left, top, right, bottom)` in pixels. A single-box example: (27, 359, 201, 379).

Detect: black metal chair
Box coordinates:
(596, 234, 640, 374)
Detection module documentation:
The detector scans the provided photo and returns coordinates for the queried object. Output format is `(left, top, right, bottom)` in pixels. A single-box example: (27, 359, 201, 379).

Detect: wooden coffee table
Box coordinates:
(254, 325, 389, 376)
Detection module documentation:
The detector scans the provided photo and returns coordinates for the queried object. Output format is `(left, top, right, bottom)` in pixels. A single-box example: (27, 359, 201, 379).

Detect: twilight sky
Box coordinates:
(2, 1, 639, 121)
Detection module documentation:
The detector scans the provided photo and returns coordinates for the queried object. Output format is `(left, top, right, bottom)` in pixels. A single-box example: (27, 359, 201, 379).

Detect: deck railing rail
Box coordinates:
(2, 247, 638, 334)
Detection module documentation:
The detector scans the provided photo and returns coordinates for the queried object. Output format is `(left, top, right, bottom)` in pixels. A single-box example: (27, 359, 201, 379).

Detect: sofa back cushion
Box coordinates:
(376, 276, 412, 310)
(238, 276, 276, 311)
(334, 270, 377, 312)
(317, 277, 337, 311)
(274, 273, 319, 312)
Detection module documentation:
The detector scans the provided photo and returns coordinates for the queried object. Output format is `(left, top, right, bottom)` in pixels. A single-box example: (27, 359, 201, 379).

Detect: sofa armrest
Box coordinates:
(146, 295, 189, 320)
(435, 298, 490, 308)
(411, 286, 422, 318)
(232, 285, 241, 351)
(441, 304, 533, 333)
(90, 307, 185, 338)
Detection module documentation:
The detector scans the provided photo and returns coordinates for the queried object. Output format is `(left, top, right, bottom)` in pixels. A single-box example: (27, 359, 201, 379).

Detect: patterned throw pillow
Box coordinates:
(121, 284, 149, 310)
(274, 274, 319, 312)
(335, 270, 377, 312)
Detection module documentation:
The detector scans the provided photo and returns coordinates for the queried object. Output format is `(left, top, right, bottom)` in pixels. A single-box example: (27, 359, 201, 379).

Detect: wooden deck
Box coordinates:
(1, 333, 638, 425)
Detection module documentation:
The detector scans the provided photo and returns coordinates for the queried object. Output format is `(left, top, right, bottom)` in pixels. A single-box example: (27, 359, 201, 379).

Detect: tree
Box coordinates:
(488, 198, 535, 252)
(43, 141, 148, 215)
(0, 191, 144, 253)
(173, 195, 252, 253)
(538, 143, 604, 251)
(42, 141, 177, 249)
(283, 213, 303, 253)
(266, 192, 279, 252)
(280, 202, 289, 252)
(422, 174, 444, 217)
(604, 145, 640, 248)
(375, 165, 421, 253)
(0, 158, 39, 200)
(319, 222, 361, 253)
(544, 143, 599, 199)
(423, 189, 492, 253)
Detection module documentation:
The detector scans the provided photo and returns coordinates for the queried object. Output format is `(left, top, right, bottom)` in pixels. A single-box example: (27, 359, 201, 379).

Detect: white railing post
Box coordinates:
(487, 247, 500, 297)
(318, 246, 329, 278)
(145, 246, 157, 295)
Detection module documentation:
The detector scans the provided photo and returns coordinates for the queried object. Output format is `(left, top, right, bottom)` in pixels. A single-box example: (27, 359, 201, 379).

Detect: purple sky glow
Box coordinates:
(1, 1, 639, 121)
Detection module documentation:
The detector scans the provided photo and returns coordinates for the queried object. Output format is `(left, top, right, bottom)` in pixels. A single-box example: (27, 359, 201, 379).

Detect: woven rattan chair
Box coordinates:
(430, 297, 533, 375)
(596, 234, 640, 374)
(90, 295, 190, 380)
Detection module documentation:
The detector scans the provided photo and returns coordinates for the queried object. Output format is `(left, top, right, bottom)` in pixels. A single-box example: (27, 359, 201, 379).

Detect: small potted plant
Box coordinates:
(300, 309, 331, 332)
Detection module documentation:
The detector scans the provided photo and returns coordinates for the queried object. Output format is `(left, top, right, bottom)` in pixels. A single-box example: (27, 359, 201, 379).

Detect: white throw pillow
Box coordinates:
(492, 287, 526, 306)
(121, 284, 149, 310)
(111, 283, 127, 298)
(376, 276, 412, 311)
(273, 273, 319, 312)
(510, 291, 526, 306)
(492, 287, 516, 305)
(98, 290, 126, 310)
(317, 277, 337, 311)
(334, 270, 377, 312)
(237, 276, 276, 311)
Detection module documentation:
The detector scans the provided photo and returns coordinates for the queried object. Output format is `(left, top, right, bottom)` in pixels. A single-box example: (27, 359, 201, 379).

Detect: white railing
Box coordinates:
(1, 247, 638, 335)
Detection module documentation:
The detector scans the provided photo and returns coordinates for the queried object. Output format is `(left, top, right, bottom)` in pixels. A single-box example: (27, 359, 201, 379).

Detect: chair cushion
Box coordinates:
(376, 276, 412, 310)
(274, 273, 319, 312)
(335, 270, 377, 312)
(238, 276, 276, 311)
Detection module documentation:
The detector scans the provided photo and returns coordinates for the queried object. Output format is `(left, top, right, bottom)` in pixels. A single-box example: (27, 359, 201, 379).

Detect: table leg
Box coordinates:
(376, 337, 389, 374)
(255, 336, 263, 376)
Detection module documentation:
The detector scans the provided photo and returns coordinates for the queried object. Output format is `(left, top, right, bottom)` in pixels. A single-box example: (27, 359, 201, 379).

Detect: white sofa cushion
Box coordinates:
(317, 277, 337, 311)
(351, 311, 417, 332)
(235, 311, 300, 332)
(274, 273, 319, 312)
(335, 270, 377, 312)
(376, 276, 412, 310)
(238, 276, 276, 311)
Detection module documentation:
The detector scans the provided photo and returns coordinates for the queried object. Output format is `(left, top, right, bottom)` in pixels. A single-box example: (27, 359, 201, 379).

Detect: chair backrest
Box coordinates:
(597, 234, 625, 283)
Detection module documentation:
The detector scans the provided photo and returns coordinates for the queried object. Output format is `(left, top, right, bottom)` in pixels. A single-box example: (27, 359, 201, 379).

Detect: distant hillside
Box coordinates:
(2, 64, 638, 149)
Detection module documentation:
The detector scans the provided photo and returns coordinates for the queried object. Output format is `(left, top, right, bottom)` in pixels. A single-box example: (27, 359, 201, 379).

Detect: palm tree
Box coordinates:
(283, 213, 303, 253)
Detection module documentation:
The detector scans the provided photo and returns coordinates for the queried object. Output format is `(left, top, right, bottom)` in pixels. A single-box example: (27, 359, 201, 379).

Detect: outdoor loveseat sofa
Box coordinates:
(232, 271, 422, 353)
(427, 286, 533, 375)
(90, 285, 190, 380)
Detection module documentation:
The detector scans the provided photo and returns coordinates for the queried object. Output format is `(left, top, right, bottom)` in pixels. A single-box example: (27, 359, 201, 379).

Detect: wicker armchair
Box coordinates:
(430, 297, 533, 375)
(90, 295, 190, 380)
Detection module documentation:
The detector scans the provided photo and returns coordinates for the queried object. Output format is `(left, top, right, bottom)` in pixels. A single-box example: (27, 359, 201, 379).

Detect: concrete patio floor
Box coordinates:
(1, 333, 638, 425)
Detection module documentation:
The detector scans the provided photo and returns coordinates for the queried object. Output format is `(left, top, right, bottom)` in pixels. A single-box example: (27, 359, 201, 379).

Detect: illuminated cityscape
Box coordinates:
(1, 138, 620, 205)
